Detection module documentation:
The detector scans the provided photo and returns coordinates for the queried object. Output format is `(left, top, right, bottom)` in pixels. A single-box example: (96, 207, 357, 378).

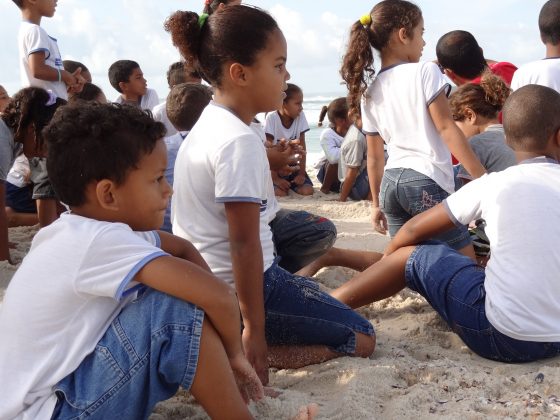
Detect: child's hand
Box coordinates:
(273, 176, 291, 193)
(68, 70, 86, 95)
(371, 206, 388, 234)
(62, 68, 82, 92)
(293, 173, 305, 186)
(242, 328, 269, 385)
(229, 352, 265, 404)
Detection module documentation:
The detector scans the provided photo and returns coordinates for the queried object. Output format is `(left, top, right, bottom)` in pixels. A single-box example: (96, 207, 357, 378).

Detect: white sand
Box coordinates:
(2, 191, 560, 419)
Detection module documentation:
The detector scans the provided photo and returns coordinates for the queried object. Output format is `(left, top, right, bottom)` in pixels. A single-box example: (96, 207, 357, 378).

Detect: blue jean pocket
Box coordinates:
(55, 344, 126, 410)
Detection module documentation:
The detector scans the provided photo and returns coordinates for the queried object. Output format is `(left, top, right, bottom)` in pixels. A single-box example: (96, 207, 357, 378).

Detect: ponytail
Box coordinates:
(318, 105, 328, 127)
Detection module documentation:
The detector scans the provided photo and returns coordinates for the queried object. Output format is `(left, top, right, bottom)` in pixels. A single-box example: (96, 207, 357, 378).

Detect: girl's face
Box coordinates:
(0, 87, 10, 113)
(282, 91, 303, 119)
(406, 17, 425, 63)
(247, 29, 290, 113)
(454, 109, 479, 139)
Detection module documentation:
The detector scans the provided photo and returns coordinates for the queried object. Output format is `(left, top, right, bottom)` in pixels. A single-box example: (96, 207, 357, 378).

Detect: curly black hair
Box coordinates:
(44, 102, 166, 206)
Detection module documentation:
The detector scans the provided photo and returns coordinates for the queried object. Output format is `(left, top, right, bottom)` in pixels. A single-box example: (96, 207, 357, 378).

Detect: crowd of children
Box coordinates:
(1, 0, 560, 418)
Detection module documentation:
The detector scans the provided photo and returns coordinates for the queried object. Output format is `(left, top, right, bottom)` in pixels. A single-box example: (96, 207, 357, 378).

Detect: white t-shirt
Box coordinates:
(318, 127, 344, 166)
(0, 213, 166, 420)
(250, 120, 280, 221)
(510, 58, 560, 92)
(172, 102, 275, 284)
(444, 158, 560, 342)
(114, 87, 159, 111)
(362, 61, 454, 193)
(153, 100, 178, 137)
(338, 124, 367, 182)
(18, 21, 67, 100)
(264, 111, 310, 145)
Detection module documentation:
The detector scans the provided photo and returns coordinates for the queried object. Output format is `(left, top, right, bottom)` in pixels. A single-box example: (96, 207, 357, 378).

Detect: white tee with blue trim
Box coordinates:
(0, 213, 166, 420)
(361, 61, 455, 193)
(172, 102, 275, 284)
(18, 21, 67, 100)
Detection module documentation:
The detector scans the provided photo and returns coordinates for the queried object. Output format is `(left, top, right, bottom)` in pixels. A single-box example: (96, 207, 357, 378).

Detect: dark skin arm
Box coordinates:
(224, 201, 269, 386)
(366, 134, 387, 233)
(0, 182, 11, 263)
(158, 230, 212, 272)
(28, 52, 83, 92)
(339, 166, 359, 202)
(384, 202, 456, 256)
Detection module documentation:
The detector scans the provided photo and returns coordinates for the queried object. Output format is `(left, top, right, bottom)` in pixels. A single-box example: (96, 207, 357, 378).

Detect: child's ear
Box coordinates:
(118, 81, 127, 93)
(398, 28, 409, 44)
(95, 179, 119, 211)
(228, 62, 248, 86)
(464, 108, 477, 124)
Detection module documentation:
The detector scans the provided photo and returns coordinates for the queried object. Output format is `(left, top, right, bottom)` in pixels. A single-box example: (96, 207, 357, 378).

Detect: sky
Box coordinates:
(0, 0, 549, 100)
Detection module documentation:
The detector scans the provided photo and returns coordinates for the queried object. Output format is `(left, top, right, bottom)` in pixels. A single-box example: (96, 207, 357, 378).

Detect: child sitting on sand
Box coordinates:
(0, 87, 66, 263)
(449, 72, 516, 188)
(331, 84, 560, 363)
(265, 83, 314, 197)
(166, 4, 375, 387)
(316, 97, 351, 194)
(109, 59, 159, 110)
(0, 101, 264, 419)
(161, 82, 213, 233)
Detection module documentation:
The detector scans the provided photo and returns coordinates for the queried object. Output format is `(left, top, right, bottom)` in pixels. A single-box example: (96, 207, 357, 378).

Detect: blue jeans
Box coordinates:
(270, 209, 337, 273)
(344, 169, 370, 201)
(52, 288, 204, 419)
(263, 262, 374, 352)
(317, 161, 341, 193)
(406, 242, 560, 362)
(380, 168, 471, 250)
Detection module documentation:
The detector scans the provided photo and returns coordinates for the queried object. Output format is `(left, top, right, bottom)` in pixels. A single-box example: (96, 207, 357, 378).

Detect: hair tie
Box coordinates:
(45, 90, 57, 106)
(359, 13, 372, 27)
(198, 13, 209, 29)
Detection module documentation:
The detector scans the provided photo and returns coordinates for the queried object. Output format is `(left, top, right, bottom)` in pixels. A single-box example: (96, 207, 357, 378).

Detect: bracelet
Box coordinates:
(57, 68, 61, 83)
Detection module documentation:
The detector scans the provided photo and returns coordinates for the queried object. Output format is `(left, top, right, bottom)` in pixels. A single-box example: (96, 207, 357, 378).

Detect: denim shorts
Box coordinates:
(52, 288, 204, 419)
(270, 209, 337, 273)
(406, 242, 560, 362)
(263, 261, 374, 353)
(5, 182, 36, 213)
(380, 168, 471, 250)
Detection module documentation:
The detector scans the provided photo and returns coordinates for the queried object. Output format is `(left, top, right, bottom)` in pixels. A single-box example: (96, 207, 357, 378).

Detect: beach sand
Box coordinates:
(2, 188, 560, 419)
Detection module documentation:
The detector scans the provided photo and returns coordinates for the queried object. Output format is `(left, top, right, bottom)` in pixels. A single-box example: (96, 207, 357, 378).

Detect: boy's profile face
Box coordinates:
(121, 67, 148, 97)
(112, 139, 172, 231)
(32, 0, 57, 17)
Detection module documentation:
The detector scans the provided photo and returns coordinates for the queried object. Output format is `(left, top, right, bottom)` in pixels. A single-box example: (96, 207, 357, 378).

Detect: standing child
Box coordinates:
(511, 0, 560, 92)
(330, 84, 560, 364)
(109, 60, 159, 111)
(264, 83, 314, 197)
(316, 97, 351, 194)
(340, 0, 485, 257)
(0, 102, 264, 419)
(166, 5, 375, 386)
(0, 87, 65, 263)
(13, 0, 81, 100)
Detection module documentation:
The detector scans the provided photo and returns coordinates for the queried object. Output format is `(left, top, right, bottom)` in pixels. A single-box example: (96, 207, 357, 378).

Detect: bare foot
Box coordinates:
(292, 404, 319, 420)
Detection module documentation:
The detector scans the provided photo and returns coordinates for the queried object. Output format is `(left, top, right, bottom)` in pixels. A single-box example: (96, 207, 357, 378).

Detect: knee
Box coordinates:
(354, 332, 376, 358)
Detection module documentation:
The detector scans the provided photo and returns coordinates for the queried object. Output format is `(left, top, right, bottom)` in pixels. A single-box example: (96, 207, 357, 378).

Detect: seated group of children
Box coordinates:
(2, 0, 560, 419)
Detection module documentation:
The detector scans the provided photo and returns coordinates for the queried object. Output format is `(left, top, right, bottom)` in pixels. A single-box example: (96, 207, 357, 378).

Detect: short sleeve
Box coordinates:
(341, 138, 365, 168)
(75, 225, 167, 300)
(214, 135, 266, 204)
(23, 25, 52, 59)
(264, 112, 278, 138)
(360, 89, 379, 136)
(298, 112, 310, 135)
(421, 62, 451, 106)
(443, 174, 487, 225)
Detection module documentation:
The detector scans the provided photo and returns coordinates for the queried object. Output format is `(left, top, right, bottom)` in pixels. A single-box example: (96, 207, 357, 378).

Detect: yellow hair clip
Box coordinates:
(359, 13, 372, 27)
